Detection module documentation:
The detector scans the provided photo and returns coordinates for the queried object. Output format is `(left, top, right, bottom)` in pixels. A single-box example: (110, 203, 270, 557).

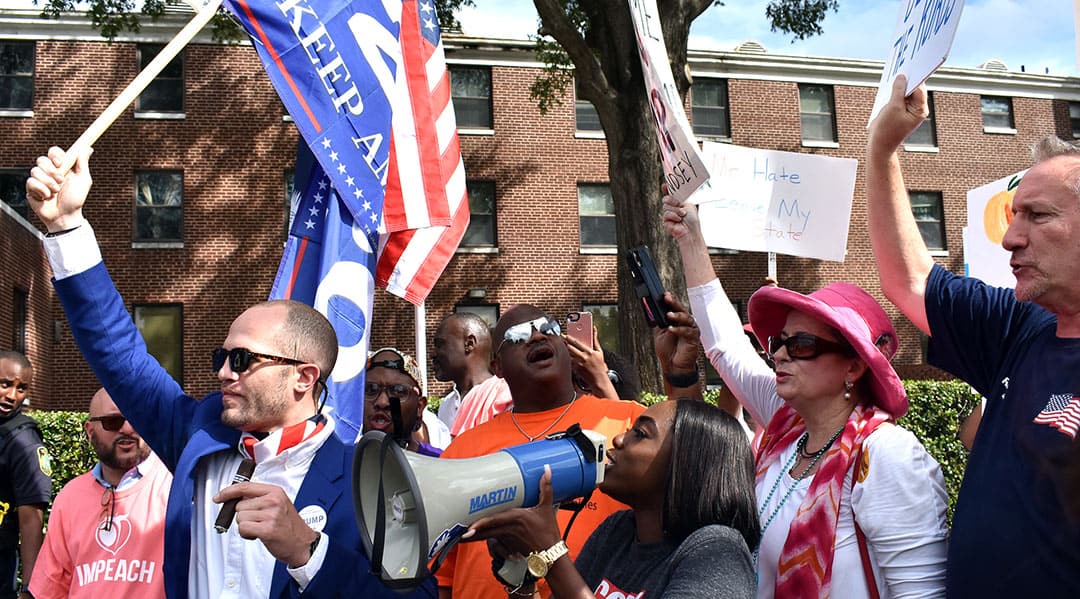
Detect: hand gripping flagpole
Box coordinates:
(60, 0, 225, 173)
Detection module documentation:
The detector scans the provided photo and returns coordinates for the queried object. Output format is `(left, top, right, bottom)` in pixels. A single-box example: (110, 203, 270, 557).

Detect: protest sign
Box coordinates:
(692, 142, 857, 262)
(627, 0, 709, 202)
(869, 0, 965, 124)
(965, 169, 1026, 288)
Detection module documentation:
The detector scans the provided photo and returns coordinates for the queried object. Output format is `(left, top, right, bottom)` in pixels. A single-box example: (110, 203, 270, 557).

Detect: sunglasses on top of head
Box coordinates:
(767, 333, 854, 361)
(495, 316, 561, 354)
(211, 347, 305, 374)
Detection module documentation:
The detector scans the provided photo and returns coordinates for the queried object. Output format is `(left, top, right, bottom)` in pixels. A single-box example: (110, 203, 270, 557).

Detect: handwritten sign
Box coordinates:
(690, 142, 857, 262)
(868, 0, 965, 124)
(965, 169, 1026, 288)
(627, 0, 709, 202)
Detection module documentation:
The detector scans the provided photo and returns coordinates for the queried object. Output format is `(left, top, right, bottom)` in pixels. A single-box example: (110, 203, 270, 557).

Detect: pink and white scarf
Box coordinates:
(754, 404, 890, 598)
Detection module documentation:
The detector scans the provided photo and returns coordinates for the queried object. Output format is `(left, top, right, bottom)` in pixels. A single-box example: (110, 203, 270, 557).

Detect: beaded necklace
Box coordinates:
(753, 423, 845, 568)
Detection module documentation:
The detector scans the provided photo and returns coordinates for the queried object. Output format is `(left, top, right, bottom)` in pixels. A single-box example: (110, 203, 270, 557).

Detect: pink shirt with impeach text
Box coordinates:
(29, 453, 171, 599)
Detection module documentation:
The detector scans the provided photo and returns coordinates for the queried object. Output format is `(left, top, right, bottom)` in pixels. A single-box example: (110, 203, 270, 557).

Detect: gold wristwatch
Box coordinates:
(526, 540, 569, 578)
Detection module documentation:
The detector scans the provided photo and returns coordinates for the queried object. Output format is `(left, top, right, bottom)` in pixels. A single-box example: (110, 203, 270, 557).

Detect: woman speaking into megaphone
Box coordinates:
(462, 398, 759, 598)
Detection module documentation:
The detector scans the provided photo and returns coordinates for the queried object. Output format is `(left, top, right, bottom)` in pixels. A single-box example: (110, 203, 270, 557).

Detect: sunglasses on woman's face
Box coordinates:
(767, 333, 853, 360)
(495, 317, 561, 354)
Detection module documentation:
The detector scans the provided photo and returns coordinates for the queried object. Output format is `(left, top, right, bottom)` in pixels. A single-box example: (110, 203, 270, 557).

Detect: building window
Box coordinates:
(0, 41, 34, 111)
(449, 66, 492, 129)
(910, 191, 945, 251)
(135, 170, 183, 242)
(578, 184, 616, 248)
(134, 304, 183, 384)
(12, 288, 27, 354)
(575, 78, 601, 133)
(462, 180, 496, 247)
(691, 79, 730, 138)
(1069, 102, 1080, 138)
(981, 96, 1014, 130)
(906, 92, 937, 147)
(799, 84, 836, 144)
(0, 169, 29, 220)
(454, 304, 498, 329)
(582, 304, 617, 351)
(136, 44, 184, 113)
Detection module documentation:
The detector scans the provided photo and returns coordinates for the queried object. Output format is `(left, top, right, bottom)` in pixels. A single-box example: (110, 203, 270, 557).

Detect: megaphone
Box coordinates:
(353, 424, 606, 591)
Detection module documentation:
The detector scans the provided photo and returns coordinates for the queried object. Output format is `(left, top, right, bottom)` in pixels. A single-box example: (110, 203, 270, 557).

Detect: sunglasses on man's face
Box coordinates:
(211, 347, 304, 374)
(767, 333, 854, 361)
(88, 414, 127, 432)
(496, 317, 561, 354)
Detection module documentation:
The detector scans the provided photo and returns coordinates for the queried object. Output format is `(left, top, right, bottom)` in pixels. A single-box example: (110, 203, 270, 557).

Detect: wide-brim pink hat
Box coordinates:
(748, 283, 908, 417)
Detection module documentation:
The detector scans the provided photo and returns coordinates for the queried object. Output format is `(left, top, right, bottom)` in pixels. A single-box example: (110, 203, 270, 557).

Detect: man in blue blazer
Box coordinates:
(26, 147, 436, 599)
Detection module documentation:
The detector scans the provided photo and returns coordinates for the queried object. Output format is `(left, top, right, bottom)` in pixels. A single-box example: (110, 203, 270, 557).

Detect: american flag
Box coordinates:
(375, 0, 470, 305)
(1033, 393, 1080, 439)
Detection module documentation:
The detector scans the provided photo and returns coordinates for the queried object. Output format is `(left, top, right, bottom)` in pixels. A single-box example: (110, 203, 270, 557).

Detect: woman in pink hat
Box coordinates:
(663, 195, 947, 598)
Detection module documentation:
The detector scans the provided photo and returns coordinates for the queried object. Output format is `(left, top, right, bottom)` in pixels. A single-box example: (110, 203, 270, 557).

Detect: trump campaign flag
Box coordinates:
(227, 0, 470, 439)
(226, 0, 399, 440)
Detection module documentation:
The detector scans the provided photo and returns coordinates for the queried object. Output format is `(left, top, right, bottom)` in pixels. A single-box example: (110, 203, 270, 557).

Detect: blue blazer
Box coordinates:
(55, 263, 435, 599)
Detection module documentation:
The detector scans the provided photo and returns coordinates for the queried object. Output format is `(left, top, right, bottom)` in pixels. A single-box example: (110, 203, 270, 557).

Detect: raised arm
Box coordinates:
(866, 76, 935, 334)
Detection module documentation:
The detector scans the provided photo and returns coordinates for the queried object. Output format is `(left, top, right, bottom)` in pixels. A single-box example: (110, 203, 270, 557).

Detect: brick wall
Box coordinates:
(0, 30, 1070, 406)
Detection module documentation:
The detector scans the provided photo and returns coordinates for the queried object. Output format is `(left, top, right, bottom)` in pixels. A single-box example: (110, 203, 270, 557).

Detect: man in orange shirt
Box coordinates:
(435, 305, 647, 599)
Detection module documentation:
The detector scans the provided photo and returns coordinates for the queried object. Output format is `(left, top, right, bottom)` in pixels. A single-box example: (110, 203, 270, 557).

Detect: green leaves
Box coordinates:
(31, 410, 96, 499)
(765, 0, 839, 41)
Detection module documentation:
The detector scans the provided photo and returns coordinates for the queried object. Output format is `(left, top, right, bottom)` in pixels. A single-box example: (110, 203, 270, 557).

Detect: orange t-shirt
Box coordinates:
(435, 394, 645, 598)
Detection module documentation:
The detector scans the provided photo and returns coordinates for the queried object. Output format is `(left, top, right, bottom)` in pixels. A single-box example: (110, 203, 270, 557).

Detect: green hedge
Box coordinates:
(29, 410, 96, 498)
(39, 380, 977, 522)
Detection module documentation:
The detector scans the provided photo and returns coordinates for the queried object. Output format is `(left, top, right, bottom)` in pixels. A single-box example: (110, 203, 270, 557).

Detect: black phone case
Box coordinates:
(626, 245, 670, 328)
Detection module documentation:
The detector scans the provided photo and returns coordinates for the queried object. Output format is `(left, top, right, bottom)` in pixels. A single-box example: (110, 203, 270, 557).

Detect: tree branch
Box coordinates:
(533, 0, 612, 109)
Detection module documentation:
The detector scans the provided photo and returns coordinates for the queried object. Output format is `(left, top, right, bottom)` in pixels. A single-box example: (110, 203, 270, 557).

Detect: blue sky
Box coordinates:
(1, 0, 1072, 75)
(458, 0, 1079, 76)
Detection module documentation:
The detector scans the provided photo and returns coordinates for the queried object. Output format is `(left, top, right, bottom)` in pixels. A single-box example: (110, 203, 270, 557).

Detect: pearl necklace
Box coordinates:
(753, 423, 845, 568)
(509, 392, 577, 442)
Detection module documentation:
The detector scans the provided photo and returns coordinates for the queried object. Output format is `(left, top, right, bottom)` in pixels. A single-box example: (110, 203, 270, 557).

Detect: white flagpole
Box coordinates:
(415, 302, 428, 396)
(60, 0, 224, 172)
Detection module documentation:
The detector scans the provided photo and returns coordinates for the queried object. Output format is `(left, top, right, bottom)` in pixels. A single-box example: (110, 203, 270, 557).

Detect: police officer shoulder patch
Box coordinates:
(37, 446, 53, 477)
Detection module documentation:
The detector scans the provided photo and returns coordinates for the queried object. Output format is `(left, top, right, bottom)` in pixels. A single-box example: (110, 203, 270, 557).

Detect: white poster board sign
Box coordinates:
(692, 142, 858, 262)
(965, 170, 1026, 288)
(627, 0, 709, 202)
(869, 0, 965, 124)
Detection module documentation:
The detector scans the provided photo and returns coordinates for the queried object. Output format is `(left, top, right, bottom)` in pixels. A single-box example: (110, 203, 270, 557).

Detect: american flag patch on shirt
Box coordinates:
(1033, 393, 1080, 439)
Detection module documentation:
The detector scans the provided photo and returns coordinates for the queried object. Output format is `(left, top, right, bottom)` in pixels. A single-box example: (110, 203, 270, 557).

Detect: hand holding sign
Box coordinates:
(868, 0, 965, 125)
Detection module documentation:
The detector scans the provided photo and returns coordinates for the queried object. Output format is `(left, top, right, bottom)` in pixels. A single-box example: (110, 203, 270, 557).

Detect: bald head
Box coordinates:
(89, 387, 117, 417)
(247, 300, 338, 378)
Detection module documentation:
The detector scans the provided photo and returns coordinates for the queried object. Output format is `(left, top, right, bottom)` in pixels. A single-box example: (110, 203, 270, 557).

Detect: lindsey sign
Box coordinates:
(628, 0, 709, 202)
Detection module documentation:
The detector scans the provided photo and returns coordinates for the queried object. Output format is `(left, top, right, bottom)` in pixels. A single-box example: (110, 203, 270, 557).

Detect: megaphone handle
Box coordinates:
(370, 435, 394, 576)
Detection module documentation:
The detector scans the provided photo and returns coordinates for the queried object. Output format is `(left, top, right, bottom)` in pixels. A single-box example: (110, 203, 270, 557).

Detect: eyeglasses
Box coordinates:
(767, 333, 854, 361)
(495, 317, 561, 354)
(88, 414, 127, 432)
(364, 382, 416, 401)
(100, 486, 116, 531)
(212, 347, 305, 374)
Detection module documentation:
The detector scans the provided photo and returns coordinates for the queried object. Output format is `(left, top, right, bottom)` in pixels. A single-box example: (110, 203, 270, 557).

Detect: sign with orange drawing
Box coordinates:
(965, 169, 1027, 288)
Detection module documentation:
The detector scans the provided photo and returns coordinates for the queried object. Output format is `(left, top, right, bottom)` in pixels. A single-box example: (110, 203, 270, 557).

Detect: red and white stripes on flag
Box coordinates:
(375, 0, 469, 305)
(1033, 393, 1080, 439)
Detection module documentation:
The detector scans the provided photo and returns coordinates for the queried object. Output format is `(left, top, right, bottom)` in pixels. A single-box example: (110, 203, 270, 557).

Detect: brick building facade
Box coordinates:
(2, 9, 1078, 409)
